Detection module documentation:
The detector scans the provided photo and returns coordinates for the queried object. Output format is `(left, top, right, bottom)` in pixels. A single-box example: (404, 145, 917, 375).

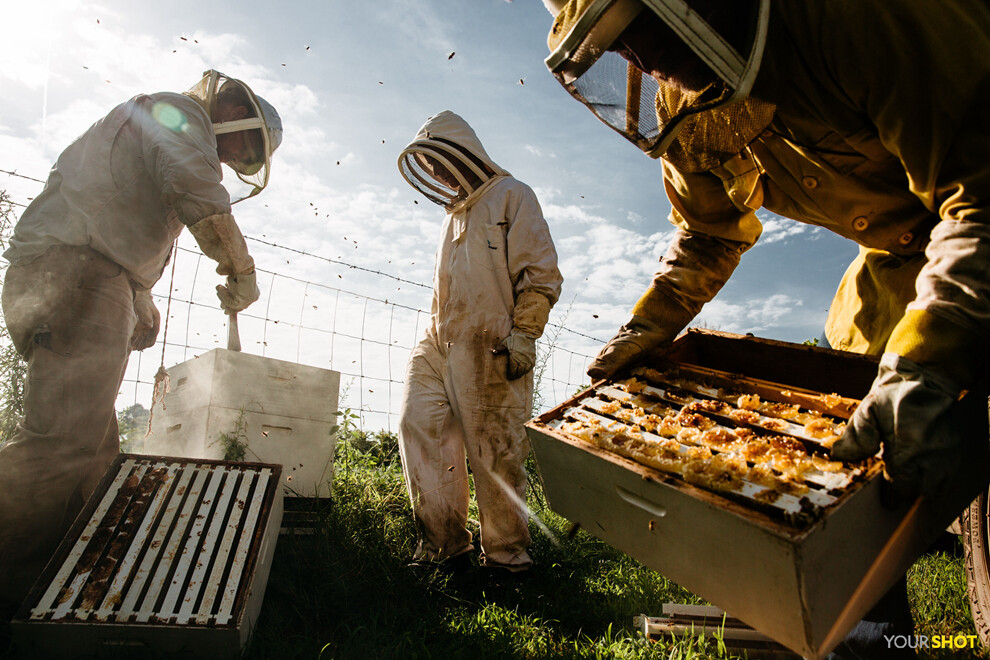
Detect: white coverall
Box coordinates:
(0, 91, 242, 606)
(398, 111, 563, 570)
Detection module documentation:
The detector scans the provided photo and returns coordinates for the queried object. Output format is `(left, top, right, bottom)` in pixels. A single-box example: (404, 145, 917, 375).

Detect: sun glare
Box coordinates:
(2, 0, 78, 87)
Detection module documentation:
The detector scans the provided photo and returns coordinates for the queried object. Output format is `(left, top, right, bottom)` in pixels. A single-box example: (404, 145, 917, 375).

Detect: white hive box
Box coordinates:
(11, 454, 283, 659)
(144, 348, 340, 498)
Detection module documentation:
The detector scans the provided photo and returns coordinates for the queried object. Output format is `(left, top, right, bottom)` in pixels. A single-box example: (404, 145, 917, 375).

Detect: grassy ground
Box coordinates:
(246, 440, 725, 659)
(244, 437, 987, 660)
(1, 436, 986, 659)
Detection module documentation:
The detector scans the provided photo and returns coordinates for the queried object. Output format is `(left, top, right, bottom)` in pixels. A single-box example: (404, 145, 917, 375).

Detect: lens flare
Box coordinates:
(152, 102, 188, 133)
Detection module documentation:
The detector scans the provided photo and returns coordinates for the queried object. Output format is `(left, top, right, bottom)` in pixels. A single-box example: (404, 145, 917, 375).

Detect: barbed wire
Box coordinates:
(0, 160, 600, 438)
(0, 168, 46, 185)
(246, 236, 432, 291)
(118, 239, 595, 432)
(244, 235, 606, 343)
(175, 244, 429, 315)
(2, 176, 608, 344)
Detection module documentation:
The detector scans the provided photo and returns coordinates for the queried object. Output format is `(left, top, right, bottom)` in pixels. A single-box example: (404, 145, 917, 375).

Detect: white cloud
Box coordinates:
(757, 214, 809, 245)
(626, 210, 647, 226)
(694, 293, 819, 338)
(542, 201, 610, 227)
(375, 0, 456, 63)
(0, 0, 855, 425)
(531, 185, 560, 203)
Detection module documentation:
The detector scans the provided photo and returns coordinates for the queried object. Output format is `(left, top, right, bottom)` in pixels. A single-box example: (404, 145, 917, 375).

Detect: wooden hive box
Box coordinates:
(143, 348, 340, 498)
(526, 329, 989, 659)
(11, 454, 283, 659)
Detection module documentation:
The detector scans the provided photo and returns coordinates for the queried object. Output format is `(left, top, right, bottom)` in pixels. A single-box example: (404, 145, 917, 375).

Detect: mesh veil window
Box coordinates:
(398, 140, 491, 208)
(545, 0, 771, 163)
(184, 70, 282, 203)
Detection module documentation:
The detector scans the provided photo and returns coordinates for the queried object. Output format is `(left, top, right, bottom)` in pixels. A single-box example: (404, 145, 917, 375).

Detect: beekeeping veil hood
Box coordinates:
(398, 111, 510, 212)
(543, 0, 774, 171)
(184, 69, 283, 202)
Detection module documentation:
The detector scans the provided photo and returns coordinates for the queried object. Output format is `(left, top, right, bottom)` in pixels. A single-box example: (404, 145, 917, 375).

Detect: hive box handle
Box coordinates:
(616, 486, 667, 519)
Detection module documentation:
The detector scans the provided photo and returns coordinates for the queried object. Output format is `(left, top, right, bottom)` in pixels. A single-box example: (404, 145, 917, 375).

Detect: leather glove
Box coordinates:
(500, 330, 537, 380)
(831, 353, 971, 505)
(188, 213, 260, 312)
(187, 213, 256, 276)
(587, 315, 672, 381)
(513, 290, 552, 338)
(216, 270, 260, 313)
(588, 284, 696, 381)
(130, 289, 161, 351)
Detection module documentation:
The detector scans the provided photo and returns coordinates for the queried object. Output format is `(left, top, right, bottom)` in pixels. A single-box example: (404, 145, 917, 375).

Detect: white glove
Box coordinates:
(130, 290, 161, 351)
(500, 330, 537, 380)
(216, 271, 260, 313)
(831, 354, 977, 505)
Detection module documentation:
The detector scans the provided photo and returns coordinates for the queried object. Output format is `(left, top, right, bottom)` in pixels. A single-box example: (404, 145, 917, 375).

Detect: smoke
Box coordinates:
(490, 470, 560, 547)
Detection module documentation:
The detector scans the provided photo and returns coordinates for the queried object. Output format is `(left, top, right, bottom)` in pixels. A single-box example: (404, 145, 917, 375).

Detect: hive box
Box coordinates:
(12, 454, 283, 659)
(143, 348, 340, 498)
(526, 329, 989, 659)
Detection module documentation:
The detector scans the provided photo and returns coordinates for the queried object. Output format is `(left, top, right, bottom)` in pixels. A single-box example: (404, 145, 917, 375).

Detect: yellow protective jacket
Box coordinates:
(643, 0, 990, 385)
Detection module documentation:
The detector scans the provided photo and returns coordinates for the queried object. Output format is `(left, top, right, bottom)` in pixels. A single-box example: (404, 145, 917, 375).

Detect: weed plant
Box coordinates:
(218, 410, 249, 462)
(907, 543, 986, 659)
(0, 190, 24, 447)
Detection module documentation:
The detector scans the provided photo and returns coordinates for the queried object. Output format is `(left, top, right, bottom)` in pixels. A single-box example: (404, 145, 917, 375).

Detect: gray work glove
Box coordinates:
(500, 330, 537, 380)
(587, 315, 671, 381)
(831, 353, 971, 506)
(216, 270, 260, 313)
(130, 289, 161, 351)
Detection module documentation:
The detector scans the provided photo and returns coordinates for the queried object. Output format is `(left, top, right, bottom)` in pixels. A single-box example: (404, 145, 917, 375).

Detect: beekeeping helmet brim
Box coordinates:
(184, 69, 283, 202)
(397, 110, 509, 212)
(544, 0, 770, 159)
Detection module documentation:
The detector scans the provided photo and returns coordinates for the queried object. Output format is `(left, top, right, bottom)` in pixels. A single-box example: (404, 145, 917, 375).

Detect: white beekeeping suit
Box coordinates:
(397, 111, 563, 572)
(0, 70, 280, 610)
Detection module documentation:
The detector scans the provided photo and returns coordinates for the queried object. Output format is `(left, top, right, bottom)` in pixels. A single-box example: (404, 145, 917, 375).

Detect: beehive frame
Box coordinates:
(12, 454, 283, 659)
(527, 329, 988, 659)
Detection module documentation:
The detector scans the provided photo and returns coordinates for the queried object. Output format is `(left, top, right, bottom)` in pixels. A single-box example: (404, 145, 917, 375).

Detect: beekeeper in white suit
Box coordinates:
(397, 111, 563, 576)
(0, 70, 281, 610)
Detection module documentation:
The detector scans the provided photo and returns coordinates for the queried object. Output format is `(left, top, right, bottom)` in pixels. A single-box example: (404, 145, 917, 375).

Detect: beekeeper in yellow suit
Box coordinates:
(397, 111, 562, 576)
(0, 70, 280, 610)
(541, 0, 988, 655)
(542, 0, 989, 503)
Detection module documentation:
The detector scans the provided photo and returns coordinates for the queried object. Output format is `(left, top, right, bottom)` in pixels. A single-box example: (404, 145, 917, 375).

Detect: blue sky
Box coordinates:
(0, 0, 862, 419)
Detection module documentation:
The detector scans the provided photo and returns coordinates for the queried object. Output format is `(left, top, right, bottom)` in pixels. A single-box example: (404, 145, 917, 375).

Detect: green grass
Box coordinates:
(243, 438, 989, 659)
(246, 439, 737, 659)
(1, 436, 985, 659)
(908, 548, 989, 659)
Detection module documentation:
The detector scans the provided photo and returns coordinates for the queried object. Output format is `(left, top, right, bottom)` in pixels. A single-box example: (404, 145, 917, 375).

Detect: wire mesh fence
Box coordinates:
(120, 232, 597, 433)
(0, 168, 600, 434)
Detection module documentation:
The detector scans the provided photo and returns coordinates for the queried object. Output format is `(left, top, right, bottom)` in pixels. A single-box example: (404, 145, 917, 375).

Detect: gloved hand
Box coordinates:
(500, 330, 537, 380)
(216, 270, 260, 313)
(587, 315, 672, 381)
(130, 289, 161, 351)
(831, 353, 970, 505)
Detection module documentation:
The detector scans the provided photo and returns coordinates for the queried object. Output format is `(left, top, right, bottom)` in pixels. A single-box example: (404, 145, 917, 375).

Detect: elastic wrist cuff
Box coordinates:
(885, 308, 982, 386)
